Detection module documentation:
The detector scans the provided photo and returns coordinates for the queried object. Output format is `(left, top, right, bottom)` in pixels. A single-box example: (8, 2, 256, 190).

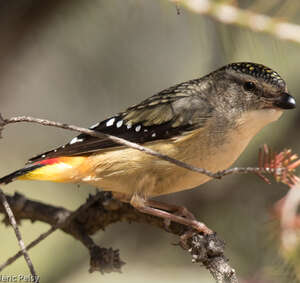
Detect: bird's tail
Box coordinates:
(0, 164, 45, 184)
(0, 156, 87, 185)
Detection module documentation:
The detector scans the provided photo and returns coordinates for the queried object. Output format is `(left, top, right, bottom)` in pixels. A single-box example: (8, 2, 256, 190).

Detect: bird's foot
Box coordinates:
(130, 195, 213, 235)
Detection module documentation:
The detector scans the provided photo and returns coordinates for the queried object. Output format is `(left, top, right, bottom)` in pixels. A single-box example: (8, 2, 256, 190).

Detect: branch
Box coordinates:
(1, 115, 297, 183)
(173, 0, 300, 45)
(1, 114, 299, 282)
(0, 189, 39, 282)
(0, 191, 237, 282)
(1, 115, 221, 178)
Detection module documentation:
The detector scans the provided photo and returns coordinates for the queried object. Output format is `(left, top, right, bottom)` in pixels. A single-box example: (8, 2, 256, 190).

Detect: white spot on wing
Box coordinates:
(41, 154, 46, 158)
(106, 118, 115, 127)
(152, 133, 156, 137)
(126, 122, 132, 129)
(135, 125, 141, 132)
(70, 137, 84, 145)
(116, 120, 123, 128)
(90, 122, 100, 129)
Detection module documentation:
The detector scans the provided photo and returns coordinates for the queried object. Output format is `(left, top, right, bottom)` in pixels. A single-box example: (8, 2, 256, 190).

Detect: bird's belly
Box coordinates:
(81, 109, 282, 198)
(88, 141, 236, 197)
(83, 130, 246, 197)
(149, 140, 241, 196)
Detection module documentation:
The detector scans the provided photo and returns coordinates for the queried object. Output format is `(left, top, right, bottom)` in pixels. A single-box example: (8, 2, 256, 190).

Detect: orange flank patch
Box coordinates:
(18, 156, 88, 183)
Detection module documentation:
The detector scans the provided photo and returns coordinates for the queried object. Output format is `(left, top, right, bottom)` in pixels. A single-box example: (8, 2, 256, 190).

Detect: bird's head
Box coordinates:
(211, 62, 296, 114)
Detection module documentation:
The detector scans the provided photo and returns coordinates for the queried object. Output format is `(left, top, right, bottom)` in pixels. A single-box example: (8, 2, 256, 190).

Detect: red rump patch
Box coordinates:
(35, 158, 61, 166)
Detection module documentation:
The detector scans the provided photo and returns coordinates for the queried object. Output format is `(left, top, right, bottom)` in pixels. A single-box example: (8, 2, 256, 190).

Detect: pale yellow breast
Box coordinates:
(82, 108, 283, 198)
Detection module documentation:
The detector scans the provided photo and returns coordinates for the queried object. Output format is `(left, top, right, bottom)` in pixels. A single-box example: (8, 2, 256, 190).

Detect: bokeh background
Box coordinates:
(0, 1, 300, 282)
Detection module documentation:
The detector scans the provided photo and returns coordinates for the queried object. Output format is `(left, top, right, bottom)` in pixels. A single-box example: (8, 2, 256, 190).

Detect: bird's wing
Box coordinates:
(28, 81, 213, 163)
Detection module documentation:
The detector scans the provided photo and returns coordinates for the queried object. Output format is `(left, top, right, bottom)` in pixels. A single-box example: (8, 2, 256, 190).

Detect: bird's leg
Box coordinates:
(144, 199, 196, 229)
(130, 194, 213, 235)
(145, 199, 196, 220)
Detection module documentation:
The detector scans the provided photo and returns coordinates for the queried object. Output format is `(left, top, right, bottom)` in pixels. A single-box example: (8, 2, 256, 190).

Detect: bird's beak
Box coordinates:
(274, 92, 296, 109)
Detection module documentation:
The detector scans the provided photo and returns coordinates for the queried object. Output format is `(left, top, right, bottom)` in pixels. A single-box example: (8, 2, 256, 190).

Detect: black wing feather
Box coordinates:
(28, 79, 212, 163)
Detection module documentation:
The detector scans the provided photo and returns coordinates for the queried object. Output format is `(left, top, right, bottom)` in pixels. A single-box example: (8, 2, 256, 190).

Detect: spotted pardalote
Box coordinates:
(0, 62, 296, 232)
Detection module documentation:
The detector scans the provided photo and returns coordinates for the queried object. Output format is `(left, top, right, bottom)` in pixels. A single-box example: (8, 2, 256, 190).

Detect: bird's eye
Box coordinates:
(243, 81, 256, 92)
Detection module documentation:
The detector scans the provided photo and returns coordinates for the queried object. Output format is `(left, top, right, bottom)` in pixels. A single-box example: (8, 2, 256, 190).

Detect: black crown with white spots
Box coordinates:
(226, 62, 285, 89)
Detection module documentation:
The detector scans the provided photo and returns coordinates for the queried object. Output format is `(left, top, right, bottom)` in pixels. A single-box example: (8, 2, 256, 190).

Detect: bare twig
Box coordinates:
(0, 189, 39, 282)
(2, 116, 297, 183)
(1, 115, 299, 283)
(173, 0, 300, 45)
(185, 233, 238, 283)
(0, 191, 234, 282)
(0, 191, 124, 274)
(3, 115, 218, 178)
(0, 226, 56, 272)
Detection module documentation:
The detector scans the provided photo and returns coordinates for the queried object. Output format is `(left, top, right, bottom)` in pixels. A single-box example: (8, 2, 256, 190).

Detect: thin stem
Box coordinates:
(3, 116, 271, 180)
(0, 188, 39, 282)
(0, 191, 104, 272)
(174, 0, 300, 45)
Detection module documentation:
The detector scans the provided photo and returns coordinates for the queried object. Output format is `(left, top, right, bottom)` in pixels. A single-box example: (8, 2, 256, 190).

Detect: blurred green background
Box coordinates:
(0, 0, 300, 282)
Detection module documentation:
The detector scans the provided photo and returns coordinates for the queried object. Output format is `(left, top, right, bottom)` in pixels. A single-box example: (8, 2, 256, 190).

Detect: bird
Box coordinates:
(0, 62, 296, 233)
